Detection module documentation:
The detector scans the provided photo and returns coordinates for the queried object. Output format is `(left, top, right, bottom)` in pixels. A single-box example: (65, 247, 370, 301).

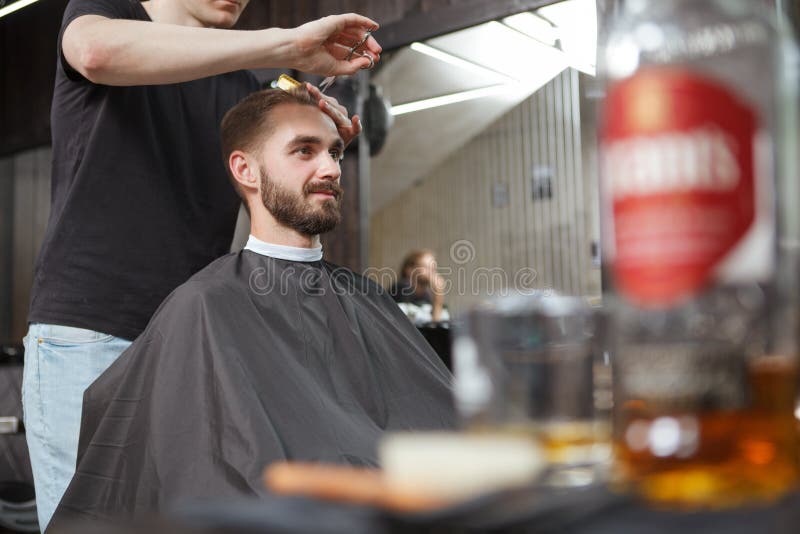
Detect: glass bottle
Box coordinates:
(599, 0, 800, 507)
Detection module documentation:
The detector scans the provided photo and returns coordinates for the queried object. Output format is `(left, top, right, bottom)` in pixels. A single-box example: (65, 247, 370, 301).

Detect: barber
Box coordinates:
(22, 0, 381, 530)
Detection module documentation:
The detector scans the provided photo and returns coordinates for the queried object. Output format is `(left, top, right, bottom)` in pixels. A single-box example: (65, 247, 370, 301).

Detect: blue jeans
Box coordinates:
(21, 323, 132, 531)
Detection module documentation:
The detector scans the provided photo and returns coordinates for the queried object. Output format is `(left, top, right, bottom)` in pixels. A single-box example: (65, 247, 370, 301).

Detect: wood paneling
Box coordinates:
(369, 69, 601, 317)
(4, 147, 52, 344)
(0, 157, 13, 342)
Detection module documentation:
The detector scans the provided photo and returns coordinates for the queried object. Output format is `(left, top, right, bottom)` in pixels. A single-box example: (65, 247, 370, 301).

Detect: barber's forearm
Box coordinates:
(63, 17, 295, 86)
(431, 291, 444, 322)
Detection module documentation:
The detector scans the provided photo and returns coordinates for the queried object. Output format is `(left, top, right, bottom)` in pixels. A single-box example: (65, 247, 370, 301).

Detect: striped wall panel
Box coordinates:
(0, 147, 52, 343)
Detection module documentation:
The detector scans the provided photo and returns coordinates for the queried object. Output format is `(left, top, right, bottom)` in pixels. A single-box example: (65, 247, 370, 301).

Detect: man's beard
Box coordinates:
(260, 168, 343, 236)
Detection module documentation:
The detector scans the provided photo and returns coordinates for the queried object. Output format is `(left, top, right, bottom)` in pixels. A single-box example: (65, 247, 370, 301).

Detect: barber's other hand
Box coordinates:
(306, 83, 362, 147)
(290, 14, 382, 76)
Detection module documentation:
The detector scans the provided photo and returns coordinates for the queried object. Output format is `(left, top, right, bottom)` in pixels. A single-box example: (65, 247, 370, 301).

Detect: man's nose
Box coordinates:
(317, 154, 342, 181)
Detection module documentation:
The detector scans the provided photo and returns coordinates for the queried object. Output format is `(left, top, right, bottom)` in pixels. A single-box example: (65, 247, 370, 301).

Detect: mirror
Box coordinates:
(366, 0, 601, 316)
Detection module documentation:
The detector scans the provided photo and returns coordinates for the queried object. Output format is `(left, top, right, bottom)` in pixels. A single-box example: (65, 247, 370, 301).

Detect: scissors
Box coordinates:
(319, 28, 377, 93)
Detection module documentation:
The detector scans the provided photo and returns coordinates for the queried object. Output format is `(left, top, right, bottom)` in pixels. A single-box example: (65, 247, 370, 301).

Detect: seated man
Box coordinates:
(50, 87, 456, 527)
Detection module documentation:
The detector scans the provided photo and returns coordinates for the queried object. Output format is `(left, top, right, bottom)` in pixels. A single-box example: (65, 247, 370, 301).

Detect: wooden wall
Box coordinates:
(0, 158, 13, 342)
(0, 148, 51, 343)
(369, 69, 601, 316)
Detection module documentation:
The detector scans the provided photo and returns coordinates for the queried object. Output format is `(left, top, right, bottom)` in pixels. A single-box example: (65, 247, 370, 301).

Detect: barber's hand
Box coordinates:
(290, 14, 382, 77)
(306, 83, 362, 147)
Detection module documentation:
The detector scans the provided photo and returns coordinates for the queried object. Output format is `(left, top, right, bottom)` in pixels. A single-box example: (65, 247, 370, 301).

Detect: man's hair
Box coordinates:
(220, 87, 317, 201)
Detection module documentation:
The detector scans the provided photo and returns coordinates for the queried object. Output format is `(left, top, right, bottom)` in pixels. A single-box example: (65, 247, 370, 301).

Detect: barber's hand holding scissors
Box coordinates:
(290, 14, 382, 77)
(288, 15, 380, 147)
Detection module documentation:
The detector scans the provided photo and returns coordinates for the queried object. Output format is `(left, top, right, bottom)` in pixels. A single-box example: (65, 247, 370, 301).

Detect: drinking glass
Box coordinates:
(453, 295, 611, 487)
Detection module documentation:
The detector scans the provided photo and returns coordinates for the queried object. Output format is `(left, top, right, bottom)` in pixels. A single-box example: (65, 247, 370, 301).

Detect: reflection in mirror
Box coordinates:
(367, 0, 601, 316)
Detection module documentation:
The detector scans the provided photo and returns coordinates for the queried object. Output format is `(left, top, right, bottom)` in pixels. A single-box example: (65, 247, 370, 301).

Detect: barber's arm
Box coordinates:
(62, 13, 381, 86)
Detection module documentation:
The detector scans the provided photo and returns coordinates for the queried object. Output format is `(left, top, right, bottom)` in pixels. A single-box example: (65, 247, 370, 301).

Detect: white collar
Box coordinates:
(244, 235, 323, 262)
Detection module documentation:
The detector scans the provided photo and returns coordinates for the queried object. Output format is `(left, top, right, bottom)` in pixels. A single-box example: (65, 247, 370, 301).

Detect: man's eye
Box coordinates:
(295, 147, 312, 155)
(329, 150, 342, 161)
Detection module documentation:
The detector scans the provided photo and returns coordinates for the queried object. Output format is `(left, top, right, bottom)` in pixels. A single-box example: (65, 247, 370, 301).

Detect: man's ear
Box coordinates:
(229, 150, 260, 193)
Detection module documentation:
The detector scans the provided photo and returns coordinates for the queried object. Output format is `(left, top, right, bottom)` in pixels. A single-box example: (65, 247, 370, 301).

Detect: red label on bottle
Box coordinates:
(601, 69, 759, 306)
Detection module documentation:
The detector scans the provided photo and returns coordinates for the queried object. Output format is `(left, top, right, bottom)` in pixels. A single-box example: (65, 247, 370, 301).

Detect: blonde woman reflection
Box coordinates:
(390, 250, 449, 324)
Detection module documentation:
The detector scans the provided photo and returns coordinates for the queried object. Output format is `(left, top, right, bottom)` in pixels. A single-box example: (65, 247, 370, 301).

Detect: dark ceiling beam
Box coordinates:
(377, 0, 558, 51)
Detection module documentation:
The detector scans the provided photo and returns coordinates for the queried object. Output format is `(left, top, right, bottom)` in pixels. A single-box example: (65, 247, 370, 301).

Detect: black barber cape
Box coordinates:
(50, 250, 456, 528)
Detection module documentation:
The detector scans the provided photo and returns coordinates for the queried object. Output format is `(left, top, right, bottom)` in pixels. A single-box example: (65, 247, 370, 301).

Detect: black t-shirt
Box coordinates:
(28, 0, 260, 341)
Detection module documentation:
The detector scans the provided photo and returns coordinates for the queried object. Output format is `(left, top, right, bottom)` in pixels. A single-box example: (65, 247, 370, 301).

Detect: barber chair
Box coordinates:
(416, 322, 451, 370)
(0, 344, 38, 533)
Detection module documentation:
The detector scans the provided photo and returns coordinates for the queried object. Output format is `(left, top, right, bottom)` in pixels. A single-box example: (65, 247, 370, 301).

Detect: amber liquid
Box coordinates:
(537, 421, 612, 466)
(614, 355, 800, 508)
(471, 421, 610, 463)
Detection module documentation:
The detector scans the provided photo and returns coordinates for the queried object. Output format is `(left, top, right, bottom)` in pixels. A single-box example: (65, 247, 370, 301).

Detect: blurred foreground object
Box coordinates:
(265, 432, 544, 511)
(453, 296, 611, 487)
(599, 0, 800, 507)
(380, 432, 545, 503)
